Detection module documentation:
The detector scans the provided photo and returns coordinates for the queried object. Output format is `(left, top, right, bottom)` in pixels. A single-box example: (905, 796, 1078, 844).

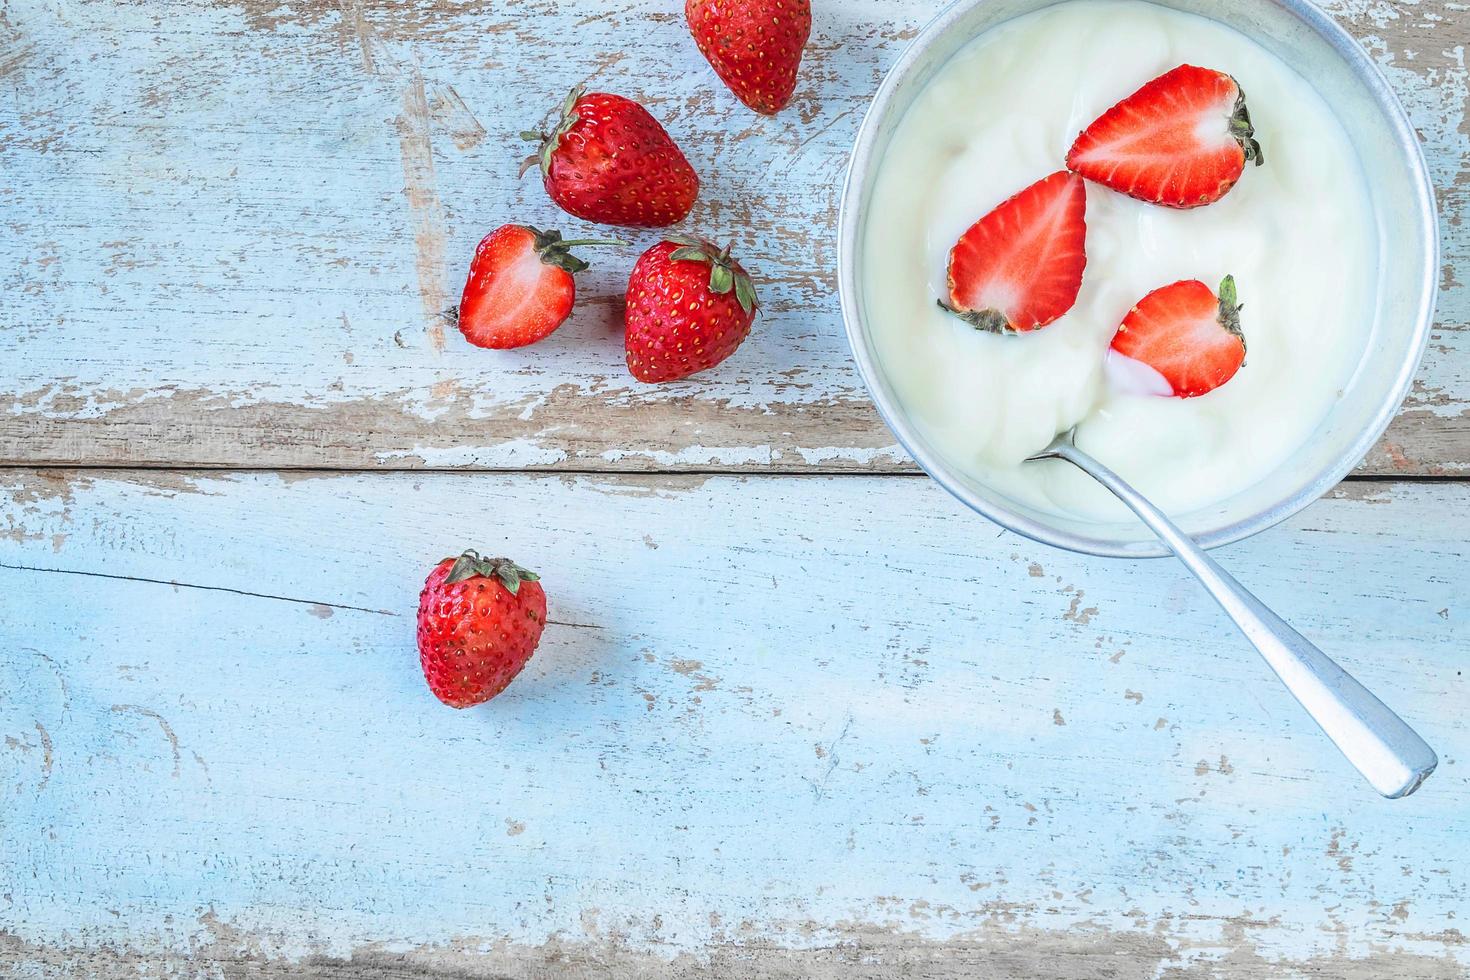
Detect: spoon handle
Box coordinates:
(1051, 440, 1437, 798)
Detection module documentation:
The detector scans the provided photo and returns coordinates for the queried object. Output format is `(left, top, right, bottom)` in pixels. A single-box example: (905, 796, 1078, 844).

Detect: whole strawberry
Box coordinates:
(625, 238, 758, 383)
(522, 87, 699, 228)
(686, 0, 811, 115)
(458, 225, 624, 349)
(416, 551, 547, 708)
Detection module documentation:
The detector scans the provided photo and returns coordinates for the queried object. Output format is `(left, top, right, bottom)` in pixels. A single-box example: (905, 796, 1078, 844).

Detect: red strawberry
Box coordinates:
(416, 551, 547, 708)
(624, 239, 758, 382)
(942, 171, 1088, 334)
(685, 0, 811, 115)
(1110, 275, 1247, 398)
(1067, 65, 1264, 209)
(457, 225, 623, 349)
(522, 87, 699, 228)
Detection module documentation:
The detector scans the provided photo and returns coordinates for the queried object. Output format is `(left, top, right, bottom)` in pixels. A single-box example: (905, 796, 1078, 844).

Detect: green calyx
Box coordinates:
(936, 300, 1016, 335)
(665, 237, 758, 315)
(523, 226, 627, 275)
(444, 549, 541, 594)
(1217, 274, 1246, 352)
(1230, 81, 1264, 168)
(520, 84, 586, 180)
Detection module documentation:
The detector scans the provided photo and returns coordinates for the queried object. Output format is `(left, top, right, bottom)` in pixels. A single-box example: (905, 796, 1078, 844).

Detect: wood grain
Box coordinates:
(1, 0, 1465, 473)
(1, 470, 1466, 976)
(3, 0, 1468, 975)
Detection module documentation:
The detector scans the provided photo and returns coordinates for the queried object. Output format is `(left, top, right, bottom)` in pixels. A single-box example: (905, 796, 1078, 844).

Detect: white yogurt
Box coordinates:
(862, 0, 1377, 522)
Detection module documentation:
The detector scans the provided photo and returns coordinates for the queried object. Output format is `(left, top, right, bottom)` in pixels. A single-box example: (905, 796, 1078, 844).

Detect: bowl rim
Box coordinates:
(836, 0, 1441, 559)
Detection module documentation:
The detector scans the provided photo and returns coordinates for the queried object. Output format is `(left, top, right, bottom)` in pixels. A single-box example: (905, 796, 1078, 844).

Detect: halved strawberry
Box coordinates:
(942, 171, 1087, 334)
(1067, 65, 1264, 209)
(1110, 276, 1246, 398)
(457, 224, 623, 349)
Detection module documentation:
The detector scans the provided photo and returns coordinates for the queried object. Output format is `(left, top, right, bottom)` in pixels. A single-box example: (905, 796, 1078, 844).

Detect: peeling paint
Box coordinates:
(110, 704, 182, 779)
(395, 67, 449, 351)
(429, 84, 487, 151)
(0, 0, 1458, 473)
(1, 0, 1468, 974)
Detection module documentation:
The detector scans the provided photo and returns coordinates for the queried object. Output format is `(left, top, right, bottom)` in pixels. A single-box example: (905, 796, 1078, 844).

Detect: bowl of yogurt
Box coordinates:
(838, 0, 1439, 558)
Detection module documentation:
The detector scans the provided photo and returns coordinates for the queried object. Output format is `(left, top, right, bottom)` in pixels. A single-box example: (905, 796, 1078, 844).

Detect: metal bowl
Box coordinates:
(837, 0, 1439, 558)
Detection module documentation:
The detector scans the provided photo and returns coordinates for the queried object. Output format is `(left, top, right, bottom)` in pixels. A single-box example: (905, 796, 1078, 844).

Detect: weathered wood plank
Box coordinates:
(1, 0, 1466, 473)
(1, 470, 1465, 975)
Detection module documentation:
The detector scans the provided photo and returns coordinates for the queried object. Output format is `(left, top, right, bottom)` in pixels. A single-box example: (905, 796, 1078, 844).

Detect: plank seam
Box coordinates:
(0, 465, 1465, 483)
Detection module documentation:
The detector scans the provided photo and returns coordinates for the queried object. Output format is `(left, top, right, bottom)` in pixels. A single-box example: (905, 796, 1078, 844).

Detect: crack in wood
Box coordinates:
(0, 561, 399, 616)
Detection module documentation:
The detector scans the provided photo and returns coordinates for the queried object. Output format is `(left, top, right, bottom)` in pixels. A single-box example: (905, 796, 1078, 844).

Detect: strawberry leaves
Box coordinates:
(1229, 88, 1265, 167)
(524, 226, 627, 275)
(1216, 274, 1246, 347)
(666, 237, 758, 315)
(445, 550, 542, 594)
(521, 85, 586, 179)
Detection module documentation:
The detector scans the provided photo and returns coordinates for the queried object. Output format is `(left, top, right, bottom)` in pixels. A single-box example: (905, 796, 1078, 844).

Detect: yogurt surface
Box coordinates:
(862, 0, 1377, 522)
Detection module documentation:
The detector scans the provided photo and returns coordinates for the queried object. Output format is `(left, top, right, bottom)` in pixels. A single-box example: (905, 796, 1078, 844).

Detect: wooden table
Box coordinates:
(2, 1, 1466, 976)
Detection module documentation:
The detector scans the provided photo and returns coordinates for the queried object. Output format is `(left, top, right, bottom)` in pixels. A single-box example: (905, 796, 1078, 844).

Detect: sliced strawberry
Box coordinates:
(457, 224, 622, 350)
(942, 171, 1087, 334)
(1067, 65, 1263, 209)
(1110, 276, 1247, 397)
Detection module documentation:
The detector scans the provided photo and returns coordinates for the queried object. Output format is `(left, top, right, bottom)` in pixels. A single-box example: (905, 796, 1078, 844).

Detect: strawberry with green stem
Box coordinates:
(1110, 275, 1247, 397)
(1067, 65, 1264, 209)
(457, 224, 625, 349)
(624, 237, 758, 383)
(942, 171, 1088, 334)
(521, 86, 699, 228)
(416, 551, 547, 708)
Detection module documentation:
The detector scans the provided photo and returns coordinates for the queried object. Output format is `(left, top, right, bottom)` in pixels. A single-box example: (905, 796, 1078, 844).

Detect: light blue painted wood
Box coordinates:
(0, 0, 1464, 472)
(2, 0, 1468, 974)
(0, 471, 1465, 973)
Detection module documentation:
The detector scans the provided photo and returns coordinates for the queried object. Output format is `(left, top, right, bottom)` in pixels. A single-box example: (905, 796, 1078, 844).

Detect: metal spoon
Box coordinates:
(1028, 428, 1437, 798)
